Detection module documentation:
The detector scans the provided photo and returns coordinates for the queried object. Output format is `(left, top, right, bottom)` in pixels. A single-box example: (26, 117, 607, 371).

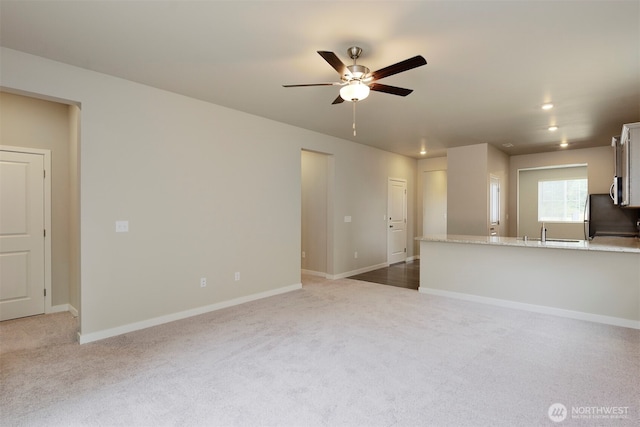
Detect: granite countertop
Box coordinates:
(416, 234, 640, 254)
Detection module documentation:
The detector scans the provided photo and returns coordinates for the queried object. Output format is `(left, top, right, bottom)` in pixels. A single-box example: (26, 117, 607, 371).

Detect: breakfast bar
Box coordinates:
(416, 235, 640, 329)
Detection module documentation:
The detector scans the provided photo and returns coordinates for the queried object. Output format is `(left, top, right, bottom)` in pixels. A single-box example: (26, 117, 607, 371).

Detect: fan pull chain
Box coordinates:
(352, 102, 357, 136)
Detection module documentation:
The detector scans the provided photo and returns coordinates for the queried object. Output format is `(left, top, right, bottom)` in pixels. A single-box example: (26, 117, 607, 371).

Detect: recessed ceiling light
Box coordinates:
(541, 103, 554, 110)
(548, 125, 559, 131)
(420, 149, 427, 155)
(560, 141, 569, 148)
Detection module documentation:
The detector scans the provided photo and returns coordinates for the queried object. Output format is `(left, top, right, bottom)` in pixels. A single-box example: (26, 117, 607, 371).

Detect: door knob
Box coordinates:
(390, 225, 393, 228)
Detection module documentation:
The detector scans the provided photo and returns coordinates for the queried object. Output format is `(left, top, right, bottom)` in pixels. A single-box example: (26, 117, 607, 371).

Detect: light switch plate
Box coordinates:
(115, 220, 129, 233)
(344, 216, 352, 223)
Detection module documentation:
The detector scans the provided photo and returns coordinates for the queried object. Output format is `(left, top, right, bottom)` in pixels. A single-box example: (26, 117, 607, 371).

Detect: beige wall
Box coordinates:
(68, 104, 81, 311)
(419, 144, 509, 239)
(1, 48, 417, 339)
(487, 144, 510, 237)
(509, 146, 614, 237)
(416, 156, 447, 238)
(447, 144, 495, 236)
(419, 146, 613, 240)
(0, 91, 77, 308)
(445, 143, 509, 237)
(518, 166, 587, 239)
(301, 150, 328, 274)
(301, 137, 417, 274)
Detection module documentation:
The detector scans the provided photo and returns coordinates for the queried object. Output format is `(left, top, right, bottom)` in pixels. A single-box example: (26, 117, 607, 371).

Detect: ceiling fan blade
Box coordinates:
(331, 95, 345, 105)
(318, 51, 348, 77)
(369, 83, 413, 97)
(369, 55, 427, 82)
(282, 82, 341, 87)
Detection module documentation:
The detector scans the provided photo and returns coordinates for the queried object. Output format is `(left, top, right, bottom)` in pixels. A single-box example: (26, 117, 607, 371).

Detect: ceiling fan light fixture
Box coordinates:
(340, 82, 370, 102)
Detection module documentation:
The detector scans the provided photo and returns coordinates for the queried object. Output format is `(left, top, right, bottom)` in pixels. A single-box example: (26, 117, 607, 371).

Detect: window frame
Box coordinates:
(489, 175, 500, 226)
(537, 178, 588, 223)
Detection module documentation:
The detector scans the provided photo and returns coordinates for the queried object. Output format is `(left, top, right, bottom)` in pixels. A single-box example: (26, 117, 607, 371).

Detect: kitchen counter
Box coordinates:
(416, 234, 640, 254)
(417, 234, 640, 329)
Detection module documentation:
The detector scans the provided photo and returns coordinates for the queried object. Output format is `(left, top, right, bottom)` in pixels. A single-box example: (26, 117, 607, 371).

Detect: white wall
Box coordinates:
(1, 48, 417, 339)
(420, 240, 640, 327)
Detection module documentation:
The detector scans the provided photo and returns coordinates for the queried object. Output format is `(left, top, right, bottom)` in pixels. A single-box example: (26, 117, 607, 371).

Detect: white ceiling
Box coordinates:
(1, 0, 639, 159)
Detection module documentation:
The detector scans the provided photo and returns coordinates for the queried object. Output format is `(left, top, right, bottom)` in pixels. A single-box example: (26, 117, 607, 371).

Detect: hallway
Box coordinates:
(348, 261, 419, 290)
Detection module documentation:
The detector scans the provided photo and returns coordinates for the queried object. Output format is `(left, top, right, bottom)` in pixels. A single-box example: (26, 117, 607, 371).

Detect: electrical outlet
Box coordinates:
(302, 251, 306, 258)
(200, 277, 207, 288)
(354, 251, 358, 259)
(115, 220, 129, 233)
(234, 272, 240, 281)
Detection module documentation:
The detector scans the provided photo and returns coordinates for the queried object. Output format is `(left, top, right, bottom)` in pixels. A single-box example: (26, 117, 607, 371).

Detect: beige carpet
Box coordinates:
(1, 275, 638, 426)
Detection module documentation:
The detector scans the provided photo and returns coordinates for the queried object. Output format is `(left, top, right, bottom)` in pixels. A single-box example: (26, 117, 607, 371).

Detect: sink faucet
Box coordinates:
(540, 222, 547, 242)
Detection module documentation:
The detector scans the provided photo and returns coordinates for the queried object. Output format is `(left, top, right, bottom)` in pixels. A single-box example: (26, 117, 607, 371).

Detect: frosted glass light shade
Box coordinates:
(340, 83, 370, 102)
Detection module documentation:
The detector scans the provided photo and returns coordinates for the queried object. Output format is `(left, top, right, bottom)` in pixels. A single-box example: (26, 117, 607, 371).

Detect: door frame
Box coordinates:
(387, 177, 407, 264)
(1, 145, 52, 314)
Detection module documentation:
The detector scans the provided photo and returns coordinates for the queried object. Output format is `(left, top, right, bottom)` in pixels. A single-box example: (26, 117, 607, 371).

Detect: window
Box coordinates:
(490, 175, 500, 225)
(538, 178, 588, 222)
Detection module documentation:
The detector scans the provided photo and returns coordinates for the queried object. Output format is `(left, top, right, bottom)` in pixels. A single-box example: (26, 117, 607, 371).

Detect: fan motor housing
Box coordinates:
(345, 64, 370, 80)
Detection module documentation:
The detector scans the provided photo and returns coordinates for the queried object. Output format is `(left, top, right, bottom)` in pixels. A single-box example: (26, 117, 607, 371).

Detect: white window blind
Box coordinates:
(538, 178, 588, 222)
(490, 175, 500, 225)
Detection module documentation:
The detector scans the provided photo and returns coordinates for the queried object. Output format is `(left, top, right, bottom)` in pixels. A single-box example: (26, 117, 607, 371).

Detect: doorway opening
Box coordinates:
(301, 150, 333, 278)
(0, 91, 81, 328)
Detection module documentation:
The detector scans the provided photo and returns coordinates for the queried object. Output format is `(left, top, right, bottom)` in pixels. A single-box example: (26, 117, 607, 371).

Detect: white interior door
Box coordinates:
(388, 178, 407, 264)
(423, 170, 447, 235)
(0, 150, 46, 321)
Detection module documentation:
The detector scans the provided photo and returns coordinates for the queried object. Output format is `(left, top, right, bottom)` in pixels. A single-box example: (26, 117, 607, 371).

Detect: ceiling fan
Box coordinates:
(283, 46, 427, 105)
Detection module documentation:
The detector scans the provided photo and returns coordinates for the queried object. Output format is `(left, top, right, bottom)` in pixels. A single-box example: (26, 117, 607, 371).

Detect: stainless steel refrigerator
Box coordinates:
(585, 194, 640, 239)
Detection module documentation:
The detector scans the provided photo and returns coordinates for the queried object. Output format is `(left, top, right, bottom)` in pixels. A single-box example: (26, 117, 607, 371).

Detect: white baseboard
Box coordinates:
(328, 262, 389, 280)
(50, 303, 79, 317)
(406, 255, 420, 262)
(68, 304, 79, 317)
(301, 269, 327, 278)
(78, 283, 302, 344)
(50, 304, 69, 314)
(419, 287, 640, 330)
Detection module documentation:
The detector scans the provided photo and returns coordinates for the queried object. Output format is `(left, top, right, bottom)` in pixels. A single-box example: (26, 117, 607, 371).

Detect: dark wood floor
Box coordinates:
(348, 261, 420, 290)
